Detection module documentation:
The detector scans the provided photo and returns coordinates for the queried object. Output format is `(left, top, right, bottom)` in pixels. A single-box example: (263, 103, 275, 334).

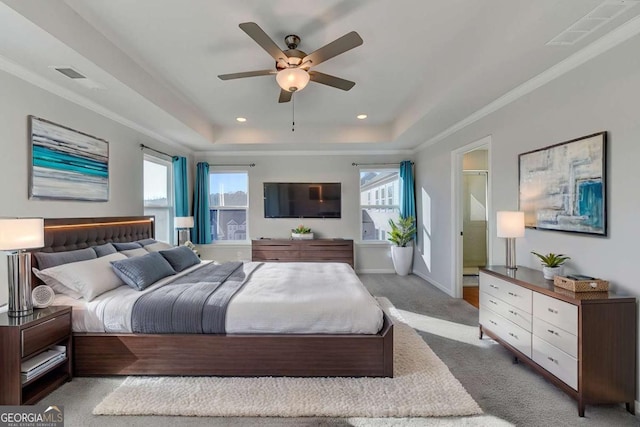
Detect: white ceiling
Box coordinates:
(1, 0, 640, 153)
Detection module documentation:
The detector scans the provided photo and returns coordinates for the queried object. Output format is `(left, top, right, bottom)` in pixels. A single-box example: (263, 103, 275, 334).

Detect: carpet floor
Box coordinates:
(93, 298, 481, 418)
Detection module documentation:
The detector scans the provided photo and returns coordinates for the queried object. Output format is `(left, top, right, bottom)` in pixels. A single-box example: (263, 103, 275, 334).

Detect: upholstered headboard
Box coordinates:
(30, 216, 155, 286)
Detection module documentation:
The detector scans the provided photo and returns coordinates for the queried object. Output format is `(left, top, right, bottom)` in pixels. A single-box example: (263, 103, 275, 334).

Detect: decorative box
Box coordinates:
(554, 276, 609, 292)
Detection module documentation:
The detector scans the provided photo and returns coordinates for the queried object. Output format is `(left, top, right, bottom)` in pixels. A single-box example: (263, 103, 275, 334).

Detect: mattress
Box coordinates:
(54, 261, 383, 335)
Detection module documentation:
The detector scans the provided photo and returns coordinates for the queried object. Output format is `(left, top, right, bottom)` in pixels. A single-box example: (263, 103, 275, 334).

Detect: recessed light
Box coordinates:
(357, 114, 368, 120)
(236, 117, 247, 123)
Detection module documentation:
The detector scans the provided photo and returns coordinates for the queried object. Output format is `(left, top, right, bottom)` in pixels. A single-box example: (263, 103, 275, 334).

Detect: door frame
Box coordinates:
(451, 135, 492, 298)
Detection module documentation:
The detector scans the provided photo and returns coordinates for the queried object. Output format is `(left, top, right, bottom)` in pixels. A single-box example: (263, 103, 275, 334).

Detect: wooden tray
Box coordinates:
(554, 276, 609, 292)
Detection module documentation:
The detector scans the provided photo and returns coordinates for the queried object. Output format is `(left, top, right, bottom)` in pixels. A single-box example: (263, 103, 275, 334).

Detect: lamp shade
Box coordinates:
(174, 216, 194, 229)
(496, 211, 525, 238)
(276, 68, 310, 92)
(0, 218, 45, 250)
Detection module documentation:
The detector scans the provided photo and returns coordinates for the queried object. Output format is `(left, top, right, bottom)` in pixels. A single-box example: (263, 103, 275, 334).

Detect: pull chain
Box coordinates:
(291, 93, 295, 132)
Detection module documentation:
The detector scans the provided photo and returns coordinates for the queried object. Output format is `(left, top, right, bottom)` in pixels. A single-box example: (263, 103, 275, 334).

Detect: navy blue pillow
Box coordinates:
(159, 246, 201, 272)
(113, 242, 143, 251)
(34, 248, 97, 270)
(110, 252, 176, 291)
(92, 243, 117, 257)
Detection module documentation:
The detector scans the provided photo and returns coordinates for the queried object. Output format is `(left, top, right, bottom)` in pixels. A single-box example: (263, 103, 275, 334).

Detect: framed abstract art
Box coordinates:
(29, 116, 109, 201)
(519, 132, 607, 236)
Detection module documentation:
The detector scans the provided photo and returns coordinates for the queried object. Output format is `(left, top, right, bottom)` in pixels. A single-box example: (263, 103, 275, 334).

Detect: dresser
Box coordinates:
(252, 239, 354, 268)
(479, 266, 636, 417)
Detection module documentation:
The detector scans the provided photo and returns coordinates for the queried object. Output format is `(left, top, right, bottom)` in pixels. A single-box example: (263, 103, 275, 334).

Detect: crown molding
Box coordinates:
(413, 13, 640, 153)
(193, 148, 414, 157)
(0, 54, 193, 154)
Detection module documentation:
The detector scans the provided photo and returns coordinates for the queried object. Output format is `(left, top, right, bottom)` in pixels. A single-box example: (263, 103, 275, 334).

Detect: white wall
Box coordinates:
(413, 33, 640, 395)
(194, 153, 409, 272)
(0, 69, 189, 305)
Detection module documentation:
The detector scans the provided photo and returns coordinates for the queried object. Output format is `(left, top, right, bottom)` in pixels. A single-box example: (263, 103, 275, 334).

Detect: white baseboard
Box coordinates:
(635, 400, 639, 416)
(356, 269, 396, 274)
(412, 270, 455, 297)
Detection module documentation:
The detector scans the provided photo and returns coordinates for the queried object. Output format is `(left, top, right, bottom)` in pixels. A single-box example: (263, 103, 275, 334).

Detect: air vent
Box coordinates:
(54, 67, 86, 79)
(547, 0, 639, 46)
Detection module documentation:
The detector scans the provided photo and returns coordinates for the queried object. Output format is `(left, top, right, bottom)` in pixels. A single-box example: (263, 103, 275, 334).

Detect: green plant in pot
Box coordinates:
(531, 251, 570, 280)
(388, 216, 416, 276)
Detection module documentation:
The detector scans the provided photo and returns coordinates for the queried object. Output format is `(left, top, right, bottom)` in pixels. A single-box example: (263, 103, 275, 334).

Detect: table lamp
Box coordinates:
(496, 211, 524, 270)
(0, 218, 44, 317)
(174, 216, 194, 246)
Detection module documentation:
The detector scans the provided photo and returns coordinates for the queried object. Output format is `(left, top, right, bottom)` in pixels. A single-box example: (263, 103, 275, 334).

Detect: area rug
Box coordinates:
(93, 298, 482, 418)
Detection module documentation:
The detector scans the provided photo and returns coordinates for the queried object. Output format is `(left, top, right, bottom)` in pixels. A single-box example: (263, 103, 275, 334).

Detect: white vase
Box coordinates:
(543, 266, 563, 280)
(391, 245, 413, 276)
(291, 232, 314, 240)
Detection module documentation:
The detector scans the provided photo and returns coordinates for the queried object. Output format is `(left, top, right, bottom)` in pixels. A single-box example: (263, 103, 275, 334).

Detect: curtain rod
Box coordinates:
(352, 161, 414, 166)
(140, 144, 174, 159)
(208, 163, 256, 167)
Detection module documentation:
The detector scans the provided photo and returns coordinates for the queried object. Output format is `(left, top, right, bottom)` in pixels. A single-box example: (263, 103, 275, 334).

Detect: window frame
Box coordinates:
(208, 169, 250, 243)
(359, 168, 400, 243)
(143, 154, 174, 244)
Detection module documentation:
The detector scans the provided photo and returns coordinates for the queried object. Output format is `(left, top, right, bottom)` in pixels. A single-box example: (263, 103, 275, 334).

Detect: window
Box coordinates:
(360, 169, 400, 241)
(143, 155, 173, 243)
(209, 171, 248, 241)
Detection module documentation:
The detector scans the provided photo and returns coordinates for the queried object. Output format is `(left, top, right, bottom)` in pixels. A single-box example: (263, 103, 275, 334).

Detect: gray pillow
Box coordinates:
(111, 252, 176, 291)
(92, 243, 117, 257)
(121, 248, 149, 258)
(144, 241, 173, 252)
(34, 248, 97, 270)
(136, 238, 157, 246)
(159, 246, 201, 272)
(113, 242, 143, 251)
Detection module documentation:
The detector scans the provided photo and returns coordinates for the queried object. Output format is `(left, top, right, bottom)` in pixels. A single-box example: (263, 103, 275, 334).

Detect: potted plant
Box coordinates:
(291, 225, 313, 240)
(531, 251, 571, 280)
(388, 216, 416, 276)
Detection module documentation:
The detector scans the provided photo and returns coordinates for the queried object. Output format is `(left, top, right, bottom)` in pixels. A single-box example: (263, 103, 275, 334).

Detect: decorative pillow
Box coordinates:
(113, 242, 143, 251)
(92, 243, 117, 257)
(34, 248, 97, 270)
(136, 238, 157, 246)
(159, 246, 201, 272)
(120, 248, 149, 258)
(32, 253, 127, 301)
(143, 241, 173, 252)
(111, 252, 176, 291)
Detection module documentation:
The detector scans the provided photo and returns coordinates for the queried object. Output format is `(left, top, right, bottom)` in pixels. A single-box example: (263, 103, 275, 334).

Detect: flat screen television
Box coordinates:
(264, 182, 341, 218)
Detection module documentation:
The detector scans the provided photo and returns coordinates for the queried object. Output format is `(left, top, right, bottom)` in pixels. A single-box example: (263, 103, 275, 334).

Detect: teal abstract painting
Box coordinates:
(29, 116, 109, 201)
(519, 132, 606, 236)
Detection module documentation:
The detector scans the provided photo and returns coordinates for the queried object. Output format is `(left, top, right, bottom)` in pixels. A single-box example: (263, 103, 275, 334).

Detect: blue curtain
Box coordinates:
(191, 162, 212, 244)
(399, 160, 416, 220)
(172, 156, 188, 217)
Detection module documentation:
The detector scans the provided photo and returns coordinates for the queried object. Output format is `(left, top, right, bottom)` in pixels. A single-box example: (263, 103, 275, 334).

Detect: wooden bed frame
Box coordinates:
(31, 216, 394, 378)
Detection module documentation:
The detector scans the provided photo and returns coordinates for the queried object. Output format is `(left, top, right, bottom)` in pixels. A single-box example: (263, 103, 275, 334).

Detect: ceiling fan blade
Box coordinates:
(218, 69, 276, 80)
(239, 22, 288, 64)
(278, 89, 293, 103)
(302, 31, 363, 67)
(309, 71, 355, 91)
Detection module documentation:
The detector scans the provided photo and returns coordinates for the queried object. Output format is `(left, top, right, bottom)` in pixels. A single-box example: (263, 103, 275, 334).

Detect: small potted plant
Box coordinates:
(291, 225, 313, 240)
(388, 216, 416, 276)
(531, 251, 571, 280)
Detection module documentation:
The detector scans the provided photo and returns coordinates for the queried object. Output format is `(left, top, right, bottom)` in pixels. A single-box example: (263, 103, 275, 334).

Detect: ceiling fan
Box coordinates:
(218, 22, 363, 103)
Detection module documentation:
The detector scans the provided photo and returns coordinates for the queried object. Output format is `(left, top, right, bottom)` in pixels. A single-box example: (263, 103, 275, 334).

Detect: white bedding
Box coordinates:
(54, 261, 383, 335)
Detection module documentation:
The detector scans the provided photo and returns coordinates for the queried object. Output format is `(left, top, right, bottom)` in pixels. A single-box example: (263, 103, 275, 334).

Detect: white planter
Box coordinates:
(543, 266, 563, 280)
(291, 232, 314, 240)
(391, 245, 413, 276)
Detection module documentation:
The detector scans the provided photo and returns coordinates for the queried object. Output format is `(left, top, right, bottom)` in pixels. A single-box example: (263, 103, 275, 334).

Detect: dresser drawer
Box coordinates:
(480, 291, 531, 332)
(21, 312, 71, 357)
(533, 335, 577, 390)
(533, 317, 577, 358)
(480, 273, 532, 314)
(480, 308, 532, 358)
(533, 293, 577, 335)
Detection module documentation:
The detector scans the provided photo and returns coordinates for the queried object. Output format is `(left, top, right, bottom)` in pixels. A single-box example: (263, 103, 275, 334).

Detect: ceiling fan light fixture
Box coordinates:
(276, 68, 310, 92)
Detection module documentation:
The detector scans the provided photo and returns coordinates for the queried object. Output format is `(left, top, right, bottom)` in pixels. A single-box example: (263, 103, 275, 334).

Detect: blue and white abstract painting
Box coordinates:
(519, 132, 606, 235)
(30, 116, 109, 201)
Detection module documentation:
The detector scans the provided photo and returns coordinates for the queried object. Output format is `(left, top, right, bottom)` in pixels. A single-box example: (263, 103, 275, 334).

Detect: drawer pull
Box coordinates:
(489, 284, 499, 289)
(489, 320, 497, 325)
(547, 356, 558, 364)
(547, 329, 559, 336)
(508, 292, 517, 297)
(489, 299, 498, 305)
(508, 332, 518, 339)
(547, 308, 558, 314)
(508, 310, 517, 316)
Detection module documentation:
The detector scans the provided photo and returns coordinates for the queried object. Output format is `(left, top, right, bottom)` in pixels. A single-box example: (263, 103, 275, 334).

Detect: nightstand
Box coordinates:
(0, 306, 72, 405)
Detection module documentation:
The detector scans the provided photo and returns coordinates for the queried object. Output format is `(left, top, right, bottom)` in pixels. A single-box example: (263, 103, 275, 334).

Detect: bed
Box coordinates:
(31, 216, 393, 378)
